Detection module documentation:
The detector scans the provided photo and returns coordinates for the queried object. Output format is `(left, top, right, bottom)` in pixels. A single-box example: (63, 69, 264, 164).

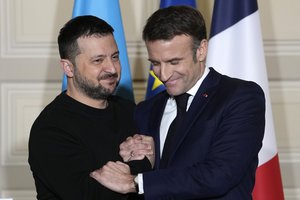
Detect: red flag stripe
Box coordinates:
(252, 154, 284, 200)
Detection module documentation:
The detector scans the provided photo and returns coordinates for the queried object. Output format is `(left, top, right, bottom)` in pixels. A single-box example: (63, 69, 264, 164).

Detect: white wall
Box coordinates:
(0, 0, 299, 199)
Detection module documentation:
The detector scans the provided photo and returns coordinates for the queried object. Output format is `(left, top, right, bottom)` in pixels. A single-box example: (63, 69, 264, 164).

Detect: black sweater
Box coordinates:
(28, 92, 144, 200)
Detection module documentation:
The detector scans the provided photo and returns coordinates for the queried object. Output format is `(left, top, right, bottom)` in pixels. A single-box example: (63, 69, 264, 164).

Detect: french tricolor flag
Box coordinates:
(206, 0, 284, 199)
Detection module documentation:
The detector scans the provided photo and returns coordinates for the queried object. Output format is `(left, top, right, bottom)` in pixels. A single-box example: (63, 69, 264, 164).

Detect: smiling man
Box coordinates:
(90, 6, 266, 200)
(28, 15, 153, 200)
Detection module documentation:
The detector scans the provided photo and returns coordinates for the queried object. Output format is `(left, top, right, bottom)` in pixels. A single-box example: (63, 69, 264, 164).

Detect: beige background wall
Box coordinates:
(0, 0, 299, 199)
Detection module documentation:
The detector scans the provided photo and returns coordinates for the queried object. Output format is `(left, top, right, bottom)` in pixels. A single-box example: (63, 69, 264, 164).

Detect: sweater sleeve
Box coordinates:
(127, 157, 152, 175)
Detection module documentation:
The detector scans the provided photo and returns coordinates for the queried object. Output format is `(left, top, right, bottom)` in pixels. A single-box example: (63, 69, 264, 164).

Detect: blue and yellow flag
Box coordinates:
(145, 0, 196, 100)
(62, 0, 134, 102)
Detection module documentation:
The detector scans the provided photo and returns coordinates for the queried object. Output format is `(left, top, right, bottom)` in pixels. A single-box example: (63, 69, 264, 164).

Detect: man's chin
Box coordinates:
(105, 85, 117, 93)
(167, 90, 186, 97)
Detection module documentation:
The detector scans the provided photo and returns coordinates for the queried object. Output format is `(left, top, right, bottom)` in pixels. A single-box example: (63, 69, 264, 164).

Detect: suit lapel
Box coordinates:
(168, 68, 222, 163)
(148, 92, 169, 168)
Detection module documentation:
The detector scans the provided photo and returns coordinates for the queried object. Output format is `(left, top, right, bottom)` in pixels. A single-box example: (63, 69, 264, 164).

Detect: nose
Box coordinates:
(159, 64, 172, 82)
(104, 58, 118, 73)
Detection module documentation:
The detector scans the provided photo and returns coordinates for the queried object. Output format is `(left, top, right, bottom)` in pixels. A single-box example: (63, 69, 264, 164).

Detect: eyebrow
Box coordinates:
(148, 57, 183, 63)
(148, 58, 156, 63)
(90, 51, 119, 60)
(112, 51, 120, 57)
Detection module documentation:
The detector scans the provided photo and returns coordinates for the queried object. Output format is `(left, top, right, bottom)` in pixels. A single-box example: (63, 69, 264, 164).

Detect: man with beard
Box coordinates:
(28, 15, 154, 200)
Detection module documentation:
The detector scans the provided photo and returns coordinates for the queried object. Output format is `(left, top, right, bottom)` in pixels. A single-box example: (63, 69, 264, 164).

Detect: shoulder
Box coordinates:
(216, 75, 266, 113)
(221, 75, 264, 96)
(209, 68, 264, 95)
(30, 93, 69, 127)
(206, 68, 265, 109)
(136, 91, 167, 110)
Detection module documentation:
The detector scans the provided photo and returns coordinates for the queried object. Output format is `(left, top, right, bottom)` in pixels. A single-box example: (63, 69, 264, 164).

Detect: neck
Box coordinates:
(66, 89, 108, 109)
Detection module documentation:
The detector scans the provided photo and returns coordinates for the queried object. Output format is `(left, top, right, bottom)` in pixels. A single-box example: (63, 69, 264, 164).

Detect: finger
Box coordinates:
(130, 143, 151, 150)
(120, 138, 141, 150)
(104, 161, 130, 174)
(120, 143, 149, 161)
(132, 147, 153, 155)
(120, 148, 136, 162)
(102, 162, 117, 174)
(126, 150, 137, 162)
(126, 136, 142, 143)
(121, 136, 136, 146)
(126, 143, 153, 157)
(130, 154, 146, 161)
(120, 152, 131, 162)
(115, 161, 130, 173)
(126, 136, 133, 141)
(105, 161, 126, 173)
(90, 168, 115, 186)
(90, 169, 104, 181)
(120, 140, 137, 161)
(140, 135, 154, 143)
(133, 134, 143, 140)
(120, 137, 145, 150)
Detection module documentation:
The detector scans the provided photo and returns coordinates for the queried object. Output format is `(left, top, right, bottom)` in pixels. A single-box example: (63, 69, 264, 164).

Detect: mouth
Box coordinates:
(164, 78, 179, 88)
(101, 79, 118, 87)
(99, 73, 118, 80)
(99, 73, 118, 83)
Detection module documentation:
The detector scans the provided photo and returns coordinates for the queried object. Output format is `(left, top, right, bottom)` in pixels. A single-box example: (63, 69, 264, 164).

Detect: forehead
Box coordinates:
(146, 35, 193, 60)
(77, 34, 118, 55)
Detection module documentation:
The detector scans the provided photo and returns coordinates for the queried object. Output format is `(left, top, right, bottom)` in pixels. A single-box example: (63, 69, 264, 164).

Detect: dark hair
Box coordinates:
(143, 6, 207, 59)
(58, 15, 114, 64)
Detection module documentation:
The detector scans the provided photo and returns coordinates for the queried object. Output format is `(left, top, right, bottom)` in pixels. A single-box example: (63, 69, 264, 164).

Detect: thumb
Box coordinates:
(90, 170, 101, 180)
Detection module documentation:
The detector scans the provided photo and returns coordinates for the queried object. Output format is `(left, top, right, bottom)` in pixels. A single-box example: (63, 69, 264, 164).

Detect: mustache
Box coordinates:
(98, 73, 118, 80)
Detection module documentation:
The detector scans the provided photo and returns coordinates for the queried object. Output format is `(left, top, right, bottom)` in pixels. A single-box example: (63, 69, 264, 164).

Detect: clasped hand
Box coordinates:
(120, 134, 155, 167)
(90, 134, 154, 193)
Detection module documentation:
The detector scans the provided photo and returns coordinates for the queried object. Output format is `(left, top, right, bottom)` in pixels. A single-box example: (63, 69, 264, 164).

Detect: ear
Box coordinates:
(196, 39, 208, 62)
(60, 59, 74, 77)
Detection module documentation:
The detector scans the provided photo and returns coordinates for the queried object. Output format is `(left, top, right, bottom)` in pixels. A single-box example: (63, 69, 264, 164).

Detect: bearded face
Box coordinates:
(73, 66, 119, 100)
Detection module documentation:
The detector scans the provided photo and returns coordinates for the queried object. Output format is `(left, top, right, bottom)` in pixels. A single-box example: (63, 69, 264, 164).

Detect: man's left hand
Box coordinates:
(90, 161, 136, 194)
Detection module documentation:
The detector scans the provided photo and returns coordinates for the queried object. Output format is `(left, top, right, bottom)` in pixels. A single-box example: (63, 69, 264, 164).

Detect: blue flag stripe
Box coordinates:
(160, 0, 196, 7)
(62, 75, 67, 91)
(210, 0, 258, 38)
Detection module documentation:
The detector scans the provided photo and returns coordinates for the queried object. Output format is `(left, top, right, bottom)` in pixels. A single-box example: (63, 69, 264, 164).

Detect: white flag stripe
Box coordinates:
(206, 11, 277, 166)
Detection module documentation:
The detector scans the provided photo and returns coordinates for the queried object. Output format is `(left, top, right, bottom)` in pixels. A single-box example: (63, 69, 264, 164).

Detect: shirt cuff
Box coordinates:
(137, 173, 144, 194)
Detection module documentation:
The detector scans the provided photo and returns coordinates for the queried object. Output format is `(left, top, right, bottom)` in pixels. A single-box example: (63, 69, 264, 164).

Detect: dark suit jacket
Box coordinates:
(134, 68, 265, 200)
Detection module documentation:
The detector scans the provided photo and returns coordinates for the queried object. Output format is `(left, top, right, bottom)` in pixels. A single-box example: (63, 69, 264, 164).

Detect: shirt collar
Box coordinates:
(187, 67, 210, 97)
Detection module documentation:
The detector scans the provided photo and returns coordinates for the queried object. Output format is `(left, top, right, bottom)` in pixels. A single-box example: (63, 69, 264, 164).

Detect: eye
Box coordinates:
(151, 61, 160, 67)
(93, 58, 104, 64)
(170, 60, 180, 65)
(112, 54, 120, 62)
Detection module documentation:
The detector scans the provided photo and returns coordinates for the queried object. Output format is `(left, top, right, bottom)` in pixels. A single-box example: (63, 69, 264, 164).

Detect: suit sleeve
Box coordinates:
(142, 82, 266, 199)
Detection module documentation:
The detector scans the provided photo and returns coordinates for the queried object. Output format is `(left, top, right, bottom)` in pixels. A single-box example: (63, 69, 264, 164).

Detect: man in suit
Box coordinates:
(90, 6, 266, 200)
